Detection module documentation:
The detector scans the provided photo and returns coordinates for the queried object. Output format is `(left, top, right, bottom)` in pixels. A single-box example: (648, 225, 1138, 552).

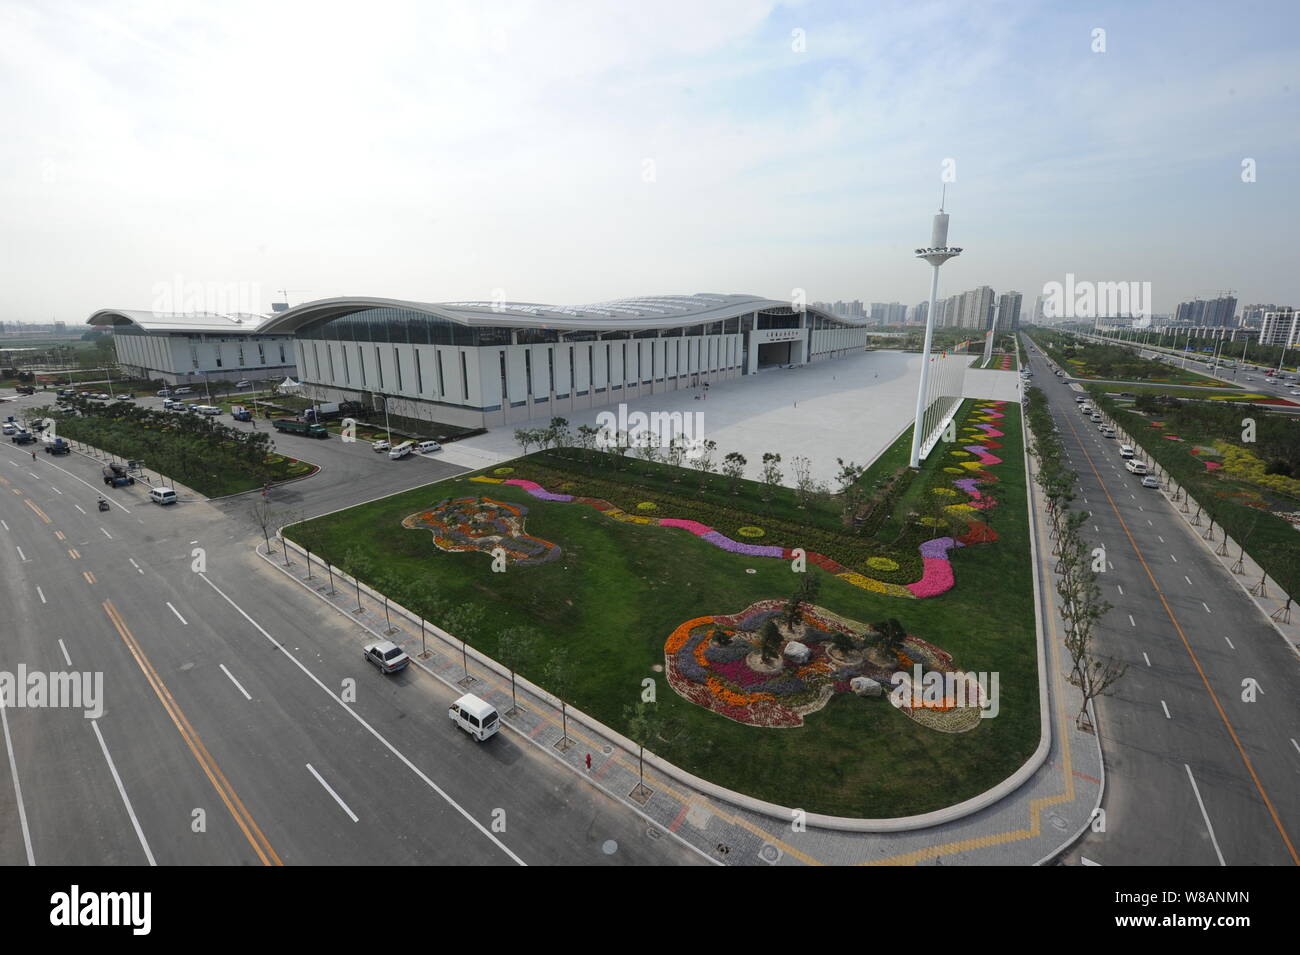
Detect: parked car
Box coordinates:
(1140, 475, 1160, 488)
(448, 694, 500, 742)
(102, 464, 135, 487)
(1, 423, 15, 435)
(173, 386, 193, 395)
(44, 438, 70, 455)
(362, 641, 410, 674)
(149, 487, 178, 505)
(388, 441, 414, 460)
(415, 440, 442, 454)
(157, 388, 173, 397)
(235, 380, 252, 389)
(371, 439, 391, 453)
(12, 431, 36, 445)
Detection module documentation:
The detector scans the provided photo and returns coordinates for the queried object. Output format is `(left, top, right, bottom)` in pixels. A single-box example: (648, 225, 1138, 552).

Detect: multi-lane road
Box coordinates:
(0, 392, 705, 866)
(1022, 343, 1300, 866)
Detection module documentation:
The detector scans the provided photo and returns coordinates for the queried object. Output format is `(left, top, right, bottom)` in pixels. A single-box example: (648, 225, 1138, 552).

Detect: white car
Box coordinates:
(235, 380, 252, 389)
(415, 440, 442, 454)
(363, 641, 410, 674)
(371, 439, 390, 453)
(1140, 475, 1160, 489)
(1289, 389, 1300, 396)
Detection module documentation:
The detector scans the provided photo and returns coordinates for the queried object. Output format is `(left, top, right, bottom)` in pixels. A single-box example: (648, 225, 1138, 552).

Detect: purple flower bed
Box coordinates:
(704, 642, 752, 663)
(918, 537, 958, 560)
(700, 531, 785, 558)
(674, 634, 709, 683)
(734, 610, 782, 632)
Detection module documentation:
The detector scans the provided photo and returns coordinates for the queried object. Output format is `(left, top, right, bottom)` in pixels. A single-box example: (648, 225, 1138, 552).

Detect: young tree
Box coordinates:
(760, 452, 783, 503)
(692, 439, 717, 492)
(575, 424, 600, 463)
(544, 646, 576, 749)
(250, 496, 279, 556)
(496, 626, 541, 715)
(513, 428, 534, 456)
(444, 602, 487, 681)
(759, 619, 783, 663)
(834, 457, 865, 494)
(721, 451, 747, 494)
(871, 618, 907, 655)
(547, 416, 571, 450)
(623, 700, 664, 800)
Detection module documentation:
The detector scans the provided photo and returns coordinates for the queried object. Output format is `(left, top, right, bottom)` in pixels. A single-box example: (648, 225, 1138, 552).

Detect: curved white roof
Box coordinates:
(257, 293, 865, 335)
(87, 309, 275, 333)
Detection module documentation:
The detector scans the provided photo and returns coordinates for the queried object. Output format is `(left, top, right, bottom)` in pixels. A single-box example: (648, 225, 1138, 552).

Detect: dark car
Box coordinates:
(44, 438, 70, 455)
(102, 464, 135, 487)
(12, 431, 36, 445)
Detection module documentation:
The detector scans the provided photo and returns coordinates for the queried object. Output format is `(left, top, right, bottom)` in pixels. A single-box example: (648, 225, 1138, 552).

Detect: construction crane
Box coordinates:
(276, 288, 312, 308)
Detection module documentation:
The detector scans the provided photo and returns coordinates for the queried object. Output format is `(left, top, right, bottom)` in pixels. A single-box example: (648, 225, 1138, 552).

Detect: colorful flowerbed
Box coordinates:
(402, 497, 561, 566)
(470, 400, 1010, 600)
(664, 600, 985, 730)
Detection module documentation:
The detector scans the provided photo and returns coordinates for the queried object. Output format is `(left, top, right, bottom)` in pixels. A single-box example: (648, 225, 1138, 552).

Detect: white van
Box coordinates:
(1119, 444, 1135, 459)
(1125, 459, 1149, 475)
(415, 440, 442, 454)
(149, 487, 178, 505)
(388, 440, 414, 460)
(448, 694, 500, 741)
(173, 386, 193, 396)
(195, 405, 221, 415)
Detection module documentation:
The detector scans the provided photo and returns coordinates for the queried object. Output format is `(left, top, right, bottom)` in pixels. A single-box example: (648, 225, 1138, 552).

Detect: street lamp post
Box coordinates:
(908, 201, 962, 469)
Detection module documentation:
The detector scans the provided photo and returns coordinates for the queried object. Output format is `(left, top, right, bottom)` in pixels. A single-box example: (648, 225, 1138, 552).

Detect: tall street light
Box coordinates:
(909, 198, 962, 469)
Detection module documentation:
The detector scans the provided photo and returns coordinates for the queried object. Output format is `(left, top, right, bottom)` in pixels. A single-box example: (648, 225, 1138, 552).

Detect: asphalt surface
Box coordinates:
(0, 391, 706, 866)
(1021, 343, 1300, 866)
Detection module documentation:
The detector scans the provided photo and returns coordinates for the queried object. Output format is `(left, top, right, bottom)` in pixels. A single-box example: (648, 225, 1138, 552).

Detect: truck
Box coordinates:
(44, 438, 71, 455)
(102, 464, 135, 487)
(302, 400, 363, 422)
(11, 431, 36, 445)
(230, 405, 253, 422)
(15, 385, 35, 396)
(272, 418, 329, 439)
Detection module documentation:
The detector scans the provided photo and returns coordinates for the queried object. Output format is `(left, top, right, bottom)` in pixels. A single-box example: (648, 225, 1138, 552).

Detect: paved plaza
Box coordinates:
(439, 350, 1016, 484)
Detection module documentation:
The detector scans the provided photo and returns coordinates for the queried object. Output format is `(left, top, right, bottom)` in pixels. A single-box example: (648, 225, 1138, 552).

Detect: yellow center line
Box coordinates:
(102, 601, 283, 866)
(1063, 402, 1298, 865)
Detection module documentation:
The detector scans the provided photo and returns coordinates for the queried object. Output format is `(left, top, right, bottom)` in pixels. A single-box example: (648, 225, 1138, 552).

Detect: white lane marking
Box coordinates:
(219, 664, 252, 701)
(128, 557, 143, 575)
(1161, 700, 1172, 719)
(1170, 554, 1178, 563)
(6, 461, 15, 467)
(1147, 519, 1153, 526)
(1138, 505, 1143, 511)
(1158, 536, 1165, 543)
(15, 546, 26, 561)
(1128, 614, 1136, 627)
(49, 486, 62, 495)
(198, 572, 525, 865)
(73, 504, 85, 514)
(306, 763, 358, 822)
(1185, 575, 1193, 586)
(1142, 651, 1151, 666)
(100, 527, 112, 539)
(90, 720, 157, 866)
(1291, 738, 1300, 756)
(1225, 636, 1235, 649)
(1184, 764, 1226, 866)
(1202, 602, 1211, 613)
(57, 639, 72, 667)
(166, 602, 188, 625)
(36, 586, 46, 604)
(0, 449, 133, 513)
(1094, 525, 1099, 532)
(0, 693, 35, 864)
(1117, 585, 1124, 595)
(0, 520, 6, 531)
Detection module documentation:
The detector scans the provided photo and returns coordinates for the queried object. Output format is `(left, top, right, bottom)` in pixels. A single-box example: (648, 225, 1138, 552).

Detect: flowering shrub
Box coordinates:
(737, 525, 765, 538)
(403, 497, 561, 566)
(866, 556, 899, 571)
(636, 501, 657, 511)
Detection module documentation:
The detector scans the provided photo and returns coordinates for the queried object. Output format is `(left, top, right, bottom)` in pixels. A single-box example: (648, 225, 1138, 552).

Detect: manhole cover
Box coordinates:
(646, 827, 662, 840)
(1049, 812, 1068, 831)
(602, 745, 612, 755)
(601, 840, 618, 855)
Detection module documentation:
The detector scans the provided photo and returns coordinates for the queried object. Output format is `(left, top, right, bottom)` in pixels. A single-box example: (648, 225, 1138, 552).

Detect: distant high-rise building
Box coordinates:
(1175, 295, 1237, 328)
(1259, 308, 1299, 347)
(996, 291, 1023, 332)
(1240, 304, 1277, 328)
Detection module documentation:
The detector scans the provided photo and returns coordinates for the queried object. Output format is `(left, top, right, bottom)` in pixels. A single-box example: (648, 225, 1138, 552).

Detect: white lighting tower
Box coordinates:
(909, 193, 963, 468)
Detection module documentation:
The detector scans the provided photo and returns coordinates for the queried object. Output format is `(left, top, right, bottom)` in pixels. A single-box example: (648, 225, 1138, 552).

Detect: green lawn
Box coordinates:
(288, 401, 1038, 818)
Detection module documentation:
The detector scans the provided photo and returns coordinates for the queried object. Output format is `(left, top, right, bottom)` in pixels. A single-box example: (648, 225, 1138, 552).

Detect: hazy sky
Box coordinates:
(2, 0, 1297, 324)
